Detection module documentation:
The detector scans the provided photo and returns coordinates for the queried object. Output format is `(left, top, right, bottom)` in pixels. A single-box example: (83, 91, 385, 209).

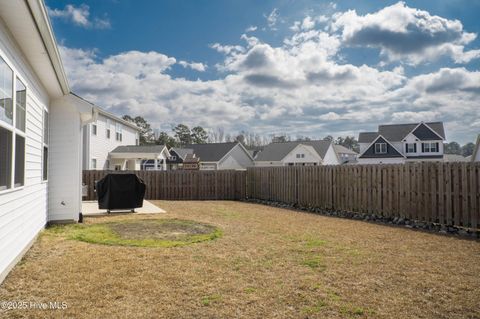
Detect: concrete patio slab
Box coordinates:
(82, 200, 166, 216)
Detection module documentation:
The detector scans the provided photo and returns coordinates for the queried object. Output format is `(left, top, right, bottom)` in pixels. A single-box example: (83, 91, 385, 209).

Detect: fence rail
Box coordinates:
(247, 163, 480, 229)
(82, 170, 246, 201)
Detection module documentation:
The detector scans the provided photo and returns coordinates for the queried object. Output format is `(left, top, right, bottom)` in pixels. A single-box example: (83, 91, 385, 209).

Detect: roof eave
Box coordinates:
(26, 0, 70, 95)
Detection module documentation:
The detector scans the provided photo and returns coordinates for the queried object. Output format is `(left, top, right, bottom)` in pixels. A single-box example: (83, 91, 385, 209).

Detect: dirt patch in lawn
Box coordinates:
(47, 219, 221, 248)
(0, 201, 479, 319)
(110, 219, 218, 241)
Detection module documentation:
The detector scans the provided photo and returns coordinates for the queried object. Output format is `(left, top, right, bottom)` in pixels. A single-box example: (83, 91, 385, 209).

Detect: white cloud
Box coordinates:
(290, 16, 316, 32)
(210, 43, 245, 55)
(59, 3, 480, 143)
(47, 4, 110, 29)
(391, 111, 440, 123)
(331, 1, 480, 65)
(265, 8, 279, 30)
(178, 60, 207, 72)
(245, 25, 258, 32)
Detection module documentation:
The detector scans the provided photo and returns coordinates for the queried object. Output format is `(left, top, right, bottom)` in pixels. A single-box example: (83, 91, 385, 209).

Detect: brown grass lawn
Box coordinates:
(1, 201, 479, 319)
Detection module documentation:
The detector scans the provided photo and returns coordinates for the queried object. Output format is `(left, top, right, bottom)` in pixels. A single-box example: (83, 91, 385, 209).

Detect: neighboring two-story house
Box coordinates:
(82, 108, 141, 170)
(357, 122, 446, 164)
(254, 140, 340, 166)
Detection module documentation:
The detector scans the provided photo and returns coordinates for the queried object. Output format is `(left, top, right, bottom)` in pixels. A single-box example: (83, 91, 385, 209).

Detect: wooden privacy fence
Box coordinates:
(82, 170, 246, 201)
(247, 163, 480, 229)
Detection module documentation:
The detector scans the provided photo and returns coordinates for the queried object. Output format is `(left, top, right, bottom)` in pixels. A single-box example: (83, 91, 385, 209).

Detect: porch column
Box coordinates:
(154, 158, 158, 171)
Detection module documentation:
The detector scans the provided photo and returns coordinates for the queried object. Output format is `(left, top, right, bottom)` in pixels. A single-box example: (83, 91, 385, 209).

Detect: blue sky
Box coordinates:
(46, 0, 480, 143)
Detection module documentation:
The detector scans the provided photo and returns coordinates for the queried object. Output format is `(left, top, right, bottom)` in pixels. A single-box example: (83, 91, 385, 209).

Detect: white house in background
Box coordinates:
(471, 134, 480, 162)
(108, 145, 170, 170)
(0, 0, 96, 283)
(443, 154, 469, 162)
(333, 144, 358, 164)
(254, 140, 340, 166)
(180, 142, 254, 170)
(82, 107, 141, 170)
(357, 122, 446, 164)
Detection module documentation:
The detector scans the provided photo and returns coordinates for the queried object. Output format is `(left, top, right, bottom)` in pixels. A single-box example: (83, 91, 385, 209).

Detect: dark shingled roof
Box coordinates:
(110, 145, 167, 153)
(358, 132, 380, 143)
(183, 142, 239, 162)
(359, 122, 445, 143)
(255, 140, 332, 161)
(170, 148, 194, 160)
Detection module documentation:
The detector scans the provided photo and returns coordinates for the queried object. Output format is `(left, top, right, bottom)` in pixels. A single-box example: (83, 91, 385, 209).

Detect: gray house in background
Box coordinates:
(333, 145, 358, 164)
(358, 122, 446, 164)
(181, 142, 254, 170)
(254, 140, 340, 166)
(167, 147, 195, 170)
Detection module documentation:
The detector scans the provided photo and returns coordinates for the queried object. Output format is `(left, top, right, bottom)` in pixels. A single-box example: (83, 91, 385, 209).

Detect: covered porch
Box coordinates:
(108, 145, 170, 171)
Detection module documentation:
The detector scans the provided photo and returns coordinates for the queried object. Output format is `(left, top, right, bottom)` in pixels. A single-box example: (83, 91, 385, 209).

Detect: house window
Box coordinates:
(169, 155, 177, 161)
(0, 58, 27, 190)
(15, 78, 26, 132)
(375, 143, 387, 154)
(106, 119, 111, 138)
(296, 154, 305, 158)
(422, 142, 439, 153)
(115, 123, 123, 141)
(0, 58, 13, 125)
(42, 110, 48, 181)
(0, 127, 12, 190)
(91, 159, 97, 169)
(406, 143, 416, 153)
(92, 123, 97, 135)
(114, 164, 121, 171)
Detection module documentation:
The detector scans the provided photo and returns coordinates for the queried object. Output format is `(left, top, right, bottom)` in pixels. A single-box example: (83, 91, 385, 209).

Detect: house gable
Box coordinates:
(281, 144, 322, 164)
(412, 123, 443, 141)
(359, 136, 404, 158)
(218, 143, 254, 169)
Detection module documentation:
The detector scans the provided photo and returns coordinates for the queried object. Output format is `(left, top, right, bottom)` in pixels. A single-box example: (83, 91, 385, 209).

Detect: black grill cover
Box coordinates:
(96, 174, 146, 210)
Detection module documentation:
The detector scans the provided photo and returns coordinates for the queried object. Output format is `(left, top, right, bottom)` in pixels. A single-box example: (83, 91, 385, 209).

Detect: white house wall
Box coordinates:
(0, 17, 49, 282)
(322, 145, 340, 165)
(218, 144, 254, 170)
(357, 157, 405, 164)
(281, 144, 321, 165)
(48, 98, 82, 222)
(84, 114, 138, 170)
(255, 161, 284, 167)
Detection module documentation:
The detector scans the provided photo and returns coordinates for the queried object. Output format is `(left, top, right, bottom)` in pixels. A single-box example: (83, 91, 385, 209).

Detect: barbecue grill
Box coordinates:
(96, 173, 146, 213)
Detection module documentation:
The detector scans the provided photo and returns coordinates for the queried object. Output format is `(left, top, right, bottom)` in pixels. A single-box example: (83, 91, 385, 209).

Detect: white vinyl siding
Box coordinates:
(0, 22, 49, 282)
(83, 114, 139, 170)
(217, 144, 254, 170)
(47, 98, 82, 222)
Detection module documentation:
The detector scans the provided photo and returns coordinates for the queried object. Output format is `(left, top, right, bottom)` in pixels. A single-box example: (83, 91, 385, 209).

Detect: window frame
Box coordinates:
(406, 143, 416, 153)
(106, 119, 111, 139)
(115, 123, 123, 141)
(42, 109, 49, 182)
(422, 142, 439, 153)
(0, 56, 27, 193)
(92, 122, 97, 136)
(374, 143, 387, 154)
(91, 158, 97, 169)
